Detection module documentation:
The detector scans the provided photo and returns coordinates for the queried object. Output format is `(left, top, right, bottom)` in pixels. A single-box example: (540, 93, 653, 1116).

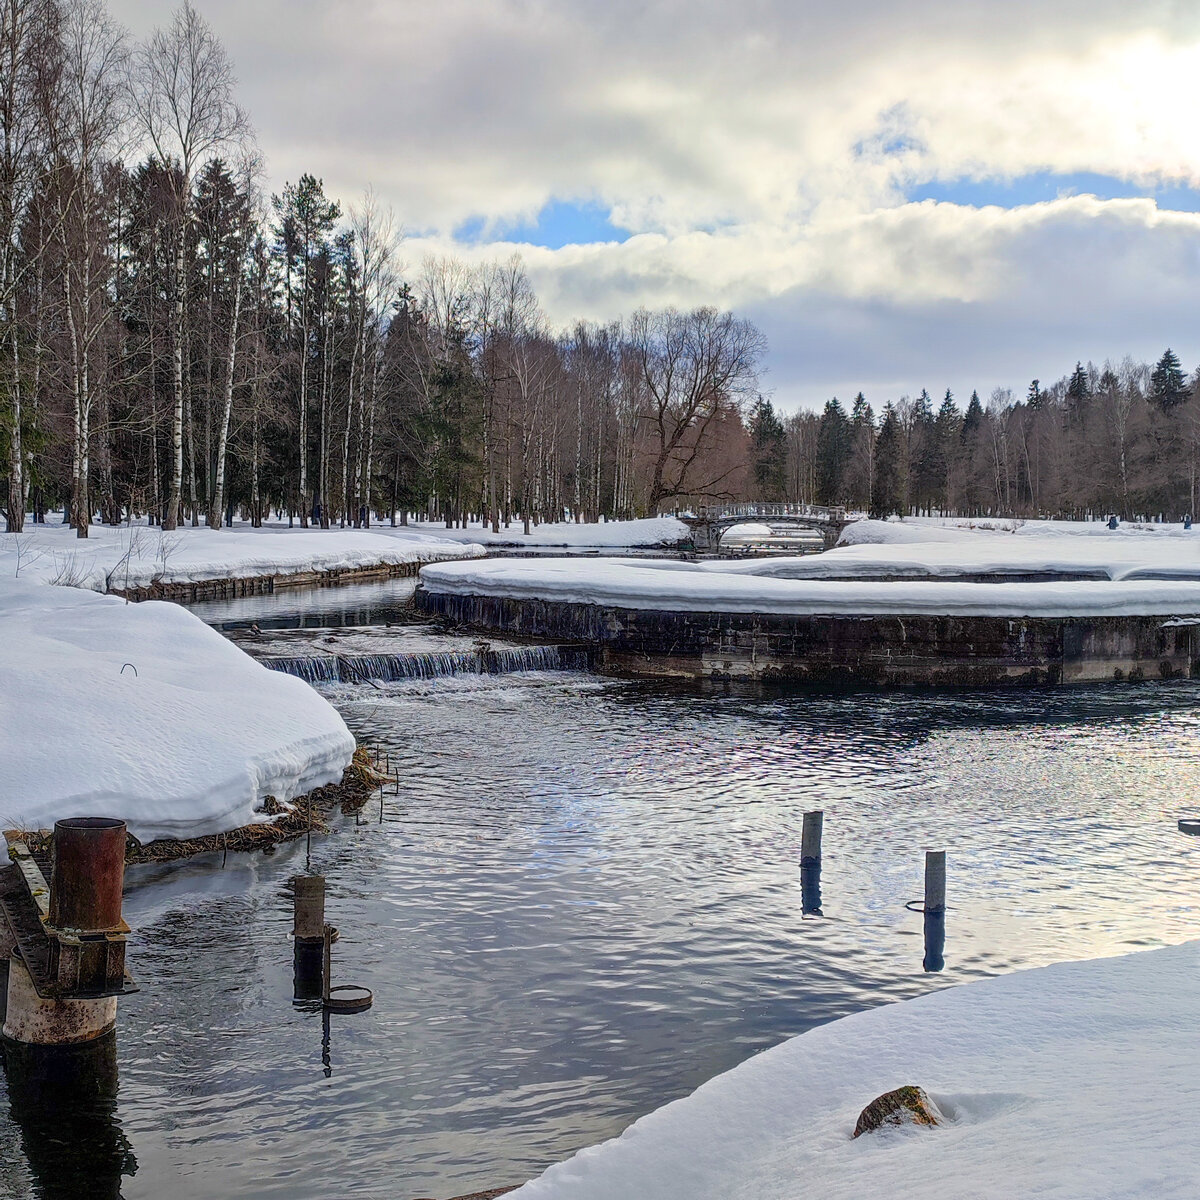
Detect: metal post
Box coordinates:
(322, 924, 332, 1005)
(49, 817, 126, 932)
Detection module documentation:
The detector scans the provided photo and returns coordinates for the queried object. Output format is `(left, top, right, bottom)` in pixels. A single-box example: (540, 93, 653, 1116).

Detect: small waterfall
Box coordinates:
(264, 644, 593, 684)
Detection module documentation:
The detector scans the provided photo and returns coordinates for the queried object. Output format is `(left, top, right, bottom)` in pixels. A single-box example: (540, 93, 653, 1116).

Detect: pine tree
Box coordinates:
(1026, 379, 1042, 409)
(273, 174, 341, 523)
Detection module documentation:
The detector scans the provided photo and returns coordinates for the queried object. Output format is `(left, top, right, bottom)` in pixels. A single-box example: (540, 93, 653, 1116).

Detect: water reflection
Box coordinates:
(1, 1034, 136, 1199)
(800, 861, 823, 916)
(923, 910, 946, 973)
(8, 645, 1200, 1198)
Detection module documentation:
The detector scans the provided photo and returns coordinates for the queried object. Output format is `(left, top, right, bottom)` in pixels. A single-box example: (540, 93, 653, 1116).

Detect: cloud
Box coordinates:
(107, 0, 1200, 407)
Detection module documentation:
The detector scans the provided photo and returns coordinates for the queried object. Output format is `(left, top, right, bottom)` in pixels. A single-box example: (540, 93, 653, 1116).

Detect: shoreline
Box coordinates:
(4, 746, 387, 869)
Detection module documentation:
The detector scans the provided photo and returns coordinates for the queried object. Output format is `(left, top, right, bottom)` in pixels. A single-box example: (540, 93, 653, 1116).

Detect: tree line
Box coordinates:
(0, 0, 767, 538)
(3, 1, 1195, 540)
(768, 351, 1200, 521)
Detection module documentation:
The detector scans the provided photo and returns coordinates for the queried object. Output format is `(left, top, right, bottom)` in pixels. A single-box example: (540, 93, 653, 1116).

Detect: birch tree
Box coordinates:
(131, 0, 246, 529)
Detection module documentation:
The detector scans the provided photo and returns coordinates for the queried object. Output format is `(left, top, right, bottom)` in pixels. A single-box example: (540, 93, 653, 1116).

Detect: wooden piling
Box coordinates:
(292, 875, 326, 943)
(924, 850, 946, 914)
(801, 811, 823, 865)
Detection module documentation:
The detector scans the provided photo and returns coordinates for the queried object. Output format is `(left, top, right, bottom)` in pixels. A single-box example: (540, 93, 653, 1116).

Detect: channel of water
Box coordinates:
(3, 578, 1200, 1199)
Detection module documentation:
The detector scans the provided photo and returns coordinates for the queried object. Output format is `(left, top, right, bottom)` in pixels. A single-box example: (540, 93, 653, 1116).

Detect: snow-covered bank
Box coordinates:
(0, 578, 355, 846)
(418, 556, 1200, 617)
(768, 517, 1200, 582)
(416, 517, 1200, 617)
(402, 516, 689, 548)
(511, 941, 1200, 1200)
(0, 520, 484, 593)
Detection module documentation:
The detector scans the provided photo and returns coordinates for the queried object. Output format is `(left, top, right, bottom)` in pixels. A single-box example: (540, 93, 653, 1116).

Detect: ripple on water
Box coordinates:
(6, 671, 1200, 1199)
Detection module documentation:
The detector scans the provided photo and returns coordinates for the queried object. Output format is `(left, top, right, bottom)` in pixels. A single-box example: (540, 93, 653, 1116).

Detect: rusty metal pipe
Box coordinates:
(48, 818, 127, 934)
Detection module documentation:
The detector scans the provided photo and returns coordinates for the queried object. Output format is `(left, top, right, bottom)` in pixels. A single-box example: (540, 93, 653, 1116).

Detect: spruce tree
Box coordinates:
(749, 397, 787, 501)
(933, 389, 960, 511)
(871, 402, 905, 518)
(1150, 349, 1188, 413)
(1066, 362, 1091, 423)
(815, 397, 851, 504)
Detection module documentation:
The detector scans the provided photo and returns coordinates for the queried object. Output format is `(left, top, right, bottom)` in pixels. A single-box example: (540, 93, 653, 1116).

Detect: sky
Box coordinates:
(108, 0, 1200, 412)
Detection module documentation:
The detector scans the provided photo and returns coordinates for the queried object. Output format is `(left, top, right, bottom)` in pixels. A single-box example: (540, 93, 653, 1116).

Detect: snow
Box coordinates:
(0, 577, 355, 847)
(418, 555, 1200, 618)
(418, 518, 1200, 617)
(719, 522, 775, 539)
(0, 519, 484, 593)
(760, 519, 1200, 583)
(400, 516, 689, 548)
(509, 940, 1200, 1200)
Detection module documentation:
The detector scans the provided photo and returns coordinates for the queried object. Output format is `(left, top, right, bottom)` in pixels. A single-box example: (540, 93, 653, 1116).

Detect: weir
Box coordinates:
(262, 643, 594, 685)
(413, 589, 1200, 687)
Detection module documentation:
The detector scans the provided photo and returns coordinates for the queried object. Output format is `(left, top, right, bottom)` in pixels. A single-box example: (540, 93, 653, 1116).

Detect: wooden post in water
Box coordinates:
(924, 850, 946, 914)
(923, 850, 946, 973)
(801, 811, 823, 865)
(801, 811, 823, 916)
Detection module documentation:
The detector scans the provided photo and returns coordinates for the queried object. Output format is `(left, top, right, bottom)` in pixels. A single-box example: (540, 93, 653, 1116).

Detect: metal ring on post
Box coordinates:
(324, 984, 373, 1014)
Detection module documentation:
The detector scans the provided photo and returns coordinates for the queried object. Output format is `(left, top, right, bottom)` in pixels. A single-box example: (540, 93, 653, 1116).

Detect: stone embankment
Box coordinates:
(414, 589, 1199, 686)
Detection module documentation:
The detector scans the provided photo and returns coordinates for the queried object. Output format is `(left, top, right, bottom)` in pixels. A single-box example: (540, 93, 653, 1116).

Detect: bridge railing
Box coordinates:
(691, 503, 847, 523)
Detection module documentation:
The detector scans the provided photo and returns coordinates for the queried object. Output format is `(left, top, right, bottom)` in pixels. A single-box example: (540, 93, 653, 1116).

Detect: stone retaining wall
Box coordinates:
(112, 559, 429, 604)
(414, 587, 1200, 686)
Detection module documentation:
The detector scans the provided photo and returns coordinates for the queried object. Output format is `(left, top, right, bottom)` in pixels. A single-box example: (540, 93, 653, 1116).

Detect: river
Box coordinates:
(3, 579, 1199, 1199)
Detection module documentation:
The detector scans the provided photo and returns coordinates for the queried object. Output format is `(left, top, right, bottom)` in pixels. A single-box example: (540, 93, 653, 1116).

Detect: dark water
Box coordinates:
(5, 598, 1200, 1198)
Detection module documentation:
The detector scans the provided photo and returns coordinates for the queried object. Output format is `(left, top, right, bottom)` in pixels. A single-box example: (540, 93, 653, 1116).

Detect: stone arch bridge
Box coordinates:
(680, 503, 851, 552)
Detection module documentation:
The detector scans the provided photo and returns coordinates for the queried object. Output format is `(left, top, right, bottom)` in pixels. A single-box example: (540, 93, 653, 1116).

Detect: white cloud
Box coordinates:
(108, 0, 1200, 406)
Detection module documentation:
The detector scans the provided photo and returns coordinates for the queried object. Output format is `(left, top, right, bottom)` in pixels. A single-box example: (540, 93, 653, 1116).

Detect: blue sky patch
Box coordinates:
(909, 170, 1200, 213)
(454, 200, 626, 249)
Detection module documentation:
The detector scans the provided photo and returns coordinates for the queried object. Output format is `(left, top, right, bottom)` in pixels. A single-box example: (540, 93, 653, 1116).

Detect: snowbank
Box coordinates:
(511, 941, 1200, 1200)
(0, 520, 483, 593)
(767, 520, 1200, 583)
(401, 516, 689, 548)
(418, 556, 1200, 618)
(0, 578, 355, 846)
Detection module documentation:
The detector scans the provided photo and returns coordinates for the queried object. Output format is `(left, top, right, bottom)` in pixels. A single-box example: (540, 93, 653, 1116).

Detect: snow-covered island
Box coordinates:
(416, 518, 1200, 686)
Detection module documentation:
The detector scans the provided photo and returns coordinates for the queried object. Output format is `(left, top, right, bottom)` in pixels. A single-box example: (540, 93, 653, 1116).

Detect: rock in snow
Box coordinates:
(0, 577, 355, 847)
(852, 1085, 944, 1137)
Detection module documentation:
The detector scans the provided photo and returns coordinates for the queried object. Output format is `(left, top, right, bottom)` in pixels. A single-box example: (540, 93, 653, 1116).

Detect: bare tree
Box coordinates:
(629, 306, 765, 512)
(207, 152, 258, 528)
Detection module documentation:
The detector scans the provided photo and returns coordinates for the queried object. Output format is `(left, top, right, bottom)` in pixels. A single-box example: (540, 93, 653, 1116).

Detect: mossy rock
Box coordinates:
(852, 1085, 944, 1138)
